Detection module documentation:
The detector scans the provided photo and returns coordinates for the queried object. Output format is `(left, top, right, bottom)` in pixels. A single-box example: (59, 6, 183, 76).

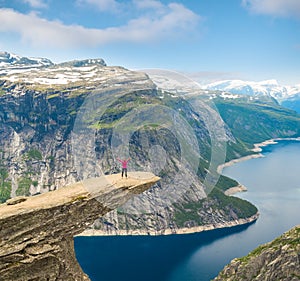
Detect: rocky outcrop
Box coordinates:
(224, 184, 247, 196)
(0, 172, 159, 281)
(214, 225, 300, 281)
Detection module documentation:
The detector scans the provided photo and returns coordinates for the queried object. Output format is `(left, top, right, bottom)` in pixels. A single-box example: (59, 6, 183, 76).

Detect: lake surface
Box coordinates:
(75, 140, 300, 281)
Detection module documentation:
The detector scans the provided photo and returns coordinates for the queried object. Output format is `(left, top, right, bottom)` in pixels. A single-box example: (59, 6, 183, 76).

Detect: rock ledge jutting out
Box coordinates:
(0, 172, 160, 281)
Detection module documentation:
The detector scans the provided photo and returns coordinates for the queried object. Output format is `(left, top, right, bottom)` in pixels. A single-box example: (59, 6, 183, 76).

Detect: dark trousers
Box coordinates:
(122, 168, 127, 178)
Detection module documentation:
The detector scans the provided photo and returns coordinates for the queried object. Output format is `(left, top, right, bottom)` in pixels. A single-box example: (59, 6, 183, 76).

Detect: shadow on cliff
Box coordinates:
(74, 220, 256, 281)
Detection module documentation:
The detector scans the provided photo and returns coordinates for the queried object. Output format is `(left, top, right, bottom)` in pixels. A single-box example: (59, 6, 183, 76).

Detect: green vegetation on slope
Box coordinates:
(215, 98, 300, 161)
(173, 201, 204, 227)
(0, 166, 11, 203)
(216, 99, 300, 144)
(173, 188, 258, 228)
(215, 175, 239, 192)
(16, 177, 32, 197)
(25, 149, 43, 161)
(208, 188, 258, 218)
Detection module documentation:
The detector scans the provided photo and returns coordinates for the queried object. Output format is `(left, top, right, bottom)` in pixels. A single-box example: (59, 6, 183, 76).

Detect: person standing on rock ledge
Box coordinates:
(117, 158, 130, 178)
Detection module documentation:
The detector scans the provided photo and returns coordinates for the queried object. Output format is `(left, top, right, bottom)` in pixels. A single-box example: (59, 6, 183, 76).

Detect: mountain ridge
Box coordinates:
(0, 51, 107, 84)
(2, 51, 300, 103)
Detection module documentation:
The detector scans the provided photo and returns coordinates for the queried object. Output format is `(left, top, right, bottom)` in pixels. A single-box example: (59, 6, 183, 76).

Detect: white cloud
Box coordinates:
(133, 0, 165, 11)
(77, 0, 120, 13)
(123, 3, 200, 41)
(0, 5, 200, 48)
(22, 0, 47, 9)
(242, 0, 300, 19)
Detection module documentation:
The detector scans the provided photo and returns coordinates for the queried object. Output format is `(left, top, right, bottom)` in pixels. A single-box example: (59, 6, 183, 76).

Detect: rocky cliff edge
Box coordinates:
(0, 172, 159, 281)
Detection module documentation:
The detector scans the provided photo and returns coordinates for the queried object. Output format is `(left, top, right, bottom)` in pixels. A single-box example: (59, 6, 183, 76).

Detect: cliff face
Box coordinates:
(0, 57, 261, 235)
(13, 54, 300, 235)
(0, 63, 153, 197)
(0, 172, 159, 281)
(214, 225, 300, 281)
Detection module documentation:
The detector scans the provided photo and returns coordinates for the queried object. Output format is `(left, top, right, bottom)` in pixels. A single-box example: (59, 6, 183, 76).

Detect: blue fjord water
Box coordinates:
(75, 140, 300, 281)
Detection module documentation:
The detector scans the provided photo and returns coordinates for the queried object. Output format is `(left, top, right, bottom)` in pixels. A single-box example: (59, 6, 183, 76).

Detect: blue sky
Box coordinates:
(1, 0, 300, 85)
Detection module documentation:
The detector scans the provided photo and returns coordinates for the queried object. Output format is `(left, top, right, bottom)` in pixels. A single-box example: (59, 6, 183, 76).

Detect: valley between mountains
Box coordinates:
(1, 51, 300, 236)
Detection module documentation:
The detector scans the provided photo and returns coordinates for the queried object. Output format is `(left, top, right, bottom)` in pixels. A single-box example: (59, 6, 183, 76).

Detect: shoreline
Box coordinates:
(77, 212, 259, 236)
(217, 137, 300, 175)
(217, 153, 264, 174)
(252, 137, 300, 152)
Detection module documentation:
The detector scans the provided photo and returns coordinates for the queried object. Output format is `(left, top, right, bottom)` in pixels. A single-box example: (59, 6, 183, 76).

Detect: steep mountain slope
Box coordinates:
(1, 53, 300, 235)
(213, 96, 300, 161)
(214, 225, 300, 281)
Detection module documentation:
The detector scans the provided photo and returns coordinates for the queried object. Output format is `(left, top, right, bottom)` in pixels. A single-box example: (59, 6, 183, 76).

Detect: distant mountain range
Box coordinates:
(2, 51, 300, 115)
(2, 51, 300, 102)
(202, 79, 300, 102)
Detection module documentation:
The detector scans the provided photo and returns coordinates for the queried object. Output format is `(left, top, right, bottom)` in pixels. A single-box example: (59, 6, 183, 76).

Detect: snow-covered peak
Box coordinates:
(258, 79, 279, 86)
(202, 79, 300, 101)
(203, 79, 276, 96)
(0, 51, 53, 68)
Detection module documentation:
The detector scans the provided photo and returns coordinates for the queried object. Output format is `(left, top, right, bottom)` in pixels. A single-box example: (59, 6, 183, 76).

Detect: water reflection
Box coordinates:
(75, 223, 253, 281)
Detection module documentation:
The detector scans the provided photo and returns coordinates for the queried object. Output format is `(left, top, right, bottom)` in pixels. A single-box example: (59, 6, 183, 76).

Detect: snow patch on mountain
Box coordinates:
(0, 51, 112, 86)
(4, 65, 117, 85)
(220, 92, 240, 99)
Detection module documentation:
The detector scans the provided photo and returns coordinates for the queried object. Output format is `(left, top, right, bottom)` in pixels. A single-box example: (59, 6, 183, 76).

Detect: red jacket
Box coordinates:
(117, 158, 130, 168)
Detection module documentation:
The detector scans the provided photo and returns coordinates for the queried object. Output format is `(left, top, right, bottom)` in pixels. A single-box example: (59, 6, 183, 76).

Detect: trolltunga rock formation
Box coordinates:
(0, 172, 159, 281)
